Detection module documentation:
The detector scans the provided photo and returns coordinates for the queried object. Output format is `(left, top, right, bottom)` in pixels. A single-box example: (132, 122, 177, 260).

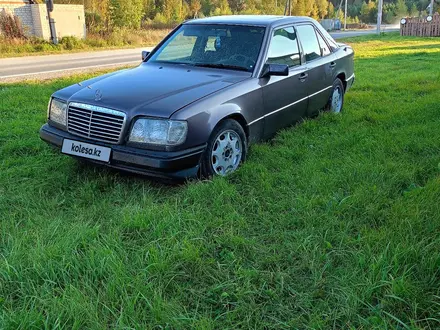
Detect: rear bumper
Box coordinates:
(40, 124, 205, 180)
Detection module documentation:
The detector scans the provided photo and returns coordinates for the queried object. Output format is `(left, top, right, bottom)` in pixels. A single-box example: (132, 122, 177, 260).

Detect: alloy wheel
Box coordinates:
(210, 130, 243, 176)
(331, 86, 343, 113)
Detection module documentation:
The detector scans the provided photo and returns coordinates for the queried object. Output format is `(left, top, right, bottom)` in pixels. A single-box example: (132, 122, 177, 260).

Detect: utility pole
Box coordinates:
(45, 0, 58, 44)
(336, 0, 344, 24)
(284, 0, 291, 16)
(429, 0, 434, 15)
(344, 0, 347, 30)
(376, 0, 383, 34)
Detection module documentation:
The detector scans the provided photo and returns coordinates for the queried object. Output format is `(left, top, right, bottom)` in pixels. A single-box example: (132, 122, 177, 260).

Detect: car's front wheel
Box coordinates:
(200, 119, 247, 178)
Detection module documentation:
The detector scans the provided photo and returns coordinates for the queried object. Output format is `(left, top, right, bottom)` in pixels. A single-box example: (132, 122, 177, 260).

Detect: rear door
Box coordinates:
(260, 26, 310, 138)
(295, 24, 336, 116)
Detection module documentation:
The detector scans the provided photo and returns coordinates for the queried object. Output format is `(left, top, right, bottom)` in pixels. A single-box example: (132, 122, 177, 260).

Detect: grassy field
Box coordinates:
(1, 34, 440, 329)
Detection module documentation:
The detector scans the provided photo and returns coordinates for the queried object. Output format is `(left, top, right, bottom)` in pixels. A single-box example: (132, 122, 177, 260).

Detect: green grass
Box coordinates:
(1, 34, 440, 329)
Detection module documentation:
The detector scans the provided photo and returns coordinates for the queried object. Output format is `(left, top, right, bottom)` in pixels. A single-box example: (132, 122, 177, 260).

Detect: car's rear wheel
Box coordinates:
(326, 78, 345, 113)
(200, 119, 247, 178)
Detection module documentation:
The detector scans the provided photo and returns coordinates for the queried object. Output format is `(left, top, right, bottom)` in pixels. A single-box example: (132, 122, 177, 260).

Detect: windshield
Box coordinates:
(148, 24, 266, 73)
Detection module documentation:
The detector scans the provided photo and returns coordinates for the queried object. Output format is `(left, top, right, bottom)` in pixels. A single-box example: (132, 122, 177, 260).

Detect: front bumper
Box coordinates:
(40, 124, 206, 180)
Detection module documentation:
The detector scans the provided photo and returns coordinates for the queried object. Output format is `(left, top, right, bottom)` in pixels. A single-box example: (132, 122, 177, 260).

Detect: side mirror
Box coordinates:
(261, 63, 289, 78)
(142, 51, 150, 61)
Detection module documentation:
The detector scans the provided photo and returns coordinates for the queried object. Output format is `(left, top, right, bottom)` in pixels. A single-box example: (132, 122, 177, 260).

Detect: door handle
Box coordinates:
(330, 62, 336, 68)
(299, 73, 308, 81)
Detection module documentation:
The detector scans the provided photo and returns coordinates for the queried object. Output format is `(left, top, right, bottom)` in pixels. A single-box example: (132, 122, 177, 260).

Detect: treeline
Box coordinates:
(47, 0, 438, 31)
(53, 0, 334, 31)
(347, 0, 436, 24)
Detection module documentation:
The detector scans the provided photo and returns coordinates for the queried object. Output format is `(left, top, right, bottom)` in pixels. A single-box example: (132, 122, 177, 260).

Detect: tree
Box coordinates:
(360, 1, 370, 22)
(110, 0, 144, 29)
(240, 0, 259, 14)
(189, 0, 202, 17)
(304, 0, 315, 16)
(358, 0, 377, 23)
(65, 0, 387, 31)
(310, 2, 320, 19)
(210, 0, 232, 15)
(367, 1, 377, 23)
(161, 0, 183, 22)
(316, 0, 328, 18)
(143, 0, 157, 20)
(382, 3, 396, 23)
(395, 0, 409, 18)
(260, 0, 281, 15)
(229, 0, 246, 12)
(408, 3, 418, 16)
(327, 1, 335, 18)
(293, 0, 307, 16)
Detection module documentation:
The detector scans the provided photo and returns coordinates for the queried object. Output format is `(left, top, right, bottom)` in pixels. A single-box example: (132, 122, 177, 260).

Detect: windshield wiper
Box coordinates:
(193, 63, 250, 72)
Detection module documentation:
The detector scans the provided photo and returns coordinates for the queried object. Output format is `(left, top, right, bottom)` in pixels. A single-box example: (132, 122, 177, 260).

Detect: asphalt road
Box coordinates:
(330, 26, 399, 39)
(0, 27, 399, 81)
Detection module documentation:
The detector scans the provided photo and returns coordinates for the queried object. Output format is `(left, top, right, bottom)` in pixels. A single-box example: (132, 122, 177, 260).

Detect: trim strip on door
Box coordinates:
(248, 85, 333, 126)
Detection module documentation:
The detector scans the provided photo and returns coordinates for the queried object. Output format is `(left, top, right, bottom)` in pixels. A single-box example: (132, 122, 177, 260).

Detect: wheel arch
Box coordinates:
(335, 72, 347, 92)
(221, 113, 249, 139)
(206, 103, 250, 140)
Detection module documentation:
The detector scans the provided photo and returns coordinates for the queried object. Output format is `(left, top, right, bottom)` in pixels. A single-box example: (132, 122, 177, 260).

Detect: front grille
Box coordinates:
(67, 102, 126, 144)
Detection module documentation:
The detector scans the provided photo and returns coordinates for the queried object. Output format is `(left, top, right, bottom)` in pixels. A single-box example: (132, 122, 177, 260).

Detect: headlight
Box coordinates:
(129, 118, 188, 146)
(49, 98, 67, 127)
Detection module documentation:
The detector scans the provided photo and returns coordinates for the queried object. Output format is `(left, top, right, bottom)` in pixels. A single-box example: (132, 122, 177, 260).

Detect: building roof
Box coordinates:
(185, 15, 315, 27)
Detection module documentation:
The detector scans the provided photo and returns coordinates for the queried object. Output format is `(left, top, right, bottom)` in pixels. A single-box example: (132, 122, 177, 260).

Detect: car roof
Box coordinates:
(184, 15, 316, 28)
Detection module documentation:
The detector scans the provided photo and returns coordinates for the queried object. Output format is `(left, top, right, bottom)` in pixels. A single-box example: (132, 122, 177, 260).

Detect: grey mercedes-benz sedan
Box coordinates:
(40, 15, 355, 179)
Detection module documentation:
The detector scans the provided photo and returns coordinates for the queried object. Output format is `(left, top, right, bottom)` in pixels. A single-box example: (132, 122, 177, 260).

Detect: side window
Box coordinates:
(296, 25, 322, 62)
(316, 32, 331, 56)
(266, 26, 301, 68)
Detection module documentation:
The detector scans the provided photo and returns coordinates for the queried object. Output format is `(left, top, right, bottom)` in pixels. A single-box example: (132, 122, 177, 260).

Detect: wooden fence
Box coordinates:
(400, 13, 440, 37)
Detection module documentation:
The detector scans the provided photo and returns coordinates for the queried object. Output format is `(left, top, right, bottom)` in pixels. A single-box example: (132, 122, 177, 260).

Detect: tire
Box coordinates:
(200, 119, 247, 178)
(325, 78, 345, 113)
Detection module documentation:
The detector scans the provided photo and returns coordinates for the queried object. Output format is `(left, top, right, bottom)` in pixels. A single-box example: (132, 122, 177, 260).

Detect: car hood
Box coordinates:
(55, 63, 250, 118)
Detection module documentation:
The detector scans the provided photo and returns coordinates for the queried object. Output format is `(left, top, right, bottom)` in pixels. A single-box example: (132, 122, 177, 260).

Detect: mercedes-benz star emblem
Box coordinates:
(95, 89, 103, 101)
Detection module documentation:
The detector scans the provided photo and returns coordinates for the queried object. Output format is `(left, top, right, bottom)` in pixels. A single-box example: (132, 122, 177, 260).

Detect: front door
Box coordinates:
(260, 26, 310, 138)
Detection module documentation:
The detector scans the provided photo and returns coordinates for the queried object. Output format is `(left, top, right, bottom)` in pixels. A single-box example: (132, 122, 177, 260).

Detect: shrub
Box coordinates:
(85, 35, 108, 48)
(152, 13, 168, 25)
(0, 10, 26, 39)
(142, 19, 177, 30)
(33, 42, 58, 52)
(60, 36, 82, 50)
(105, 29, 125, 46)
(85, 11, 103, 33)
(123, 31, 144, 45)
